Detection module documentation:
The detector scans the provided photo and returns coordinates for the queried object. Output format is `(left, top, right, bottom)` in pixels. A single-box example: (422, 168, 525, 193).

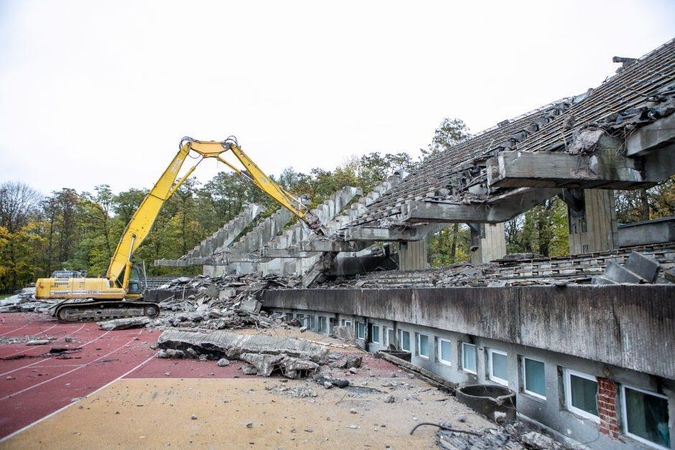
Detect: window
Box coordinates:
(399, 330, 411, 351)
(370, 325, 380, 344)
(417, 334, 429, 358)
(387, 329, 395, 348)
(622, 386, 670, 449)
(438, 338, 452, 366)
(564, 369, 599, 422)
(285, 312, 293, 321)
(318, 316, 327, 333)
(382, 327, 388, 347)
(308, 315, 316, 330)
(522, 357, 546, 399)
(462, 343, 477, 374)
(344, 320, 352, 327)
(488, 349, 508, 386)
(356, 322, 366, 339)
(296, 313, 304, 320)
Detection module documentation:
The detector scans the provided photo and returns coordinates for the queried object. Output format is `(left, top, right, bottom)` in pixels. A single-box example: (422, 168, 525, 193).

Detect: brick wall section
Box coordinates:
(597, 377, 620, 439)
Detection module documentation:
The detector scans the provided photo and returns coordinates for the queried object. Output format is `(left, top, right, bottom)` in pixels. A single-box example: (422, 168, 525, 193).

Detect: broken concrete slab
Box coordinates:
(239, 353, 320, 378)
(25, 339, 53, 346)
(156, 329, 329, 379)
(98, 317, 152, 331)
(237, 297, 261, 315)
(624, 251, 660, 283)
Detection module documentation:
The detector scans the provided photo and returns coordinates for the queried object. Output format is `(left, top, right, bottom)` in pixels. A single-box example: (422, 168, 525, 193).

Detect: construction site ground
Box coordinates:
(0, 312, 494, 449)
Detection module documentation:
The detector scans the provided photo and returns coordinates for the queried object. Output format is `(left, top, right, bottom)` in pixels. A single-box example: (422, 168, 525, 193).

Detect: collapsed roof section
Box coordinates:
(344, 38, 675, 233)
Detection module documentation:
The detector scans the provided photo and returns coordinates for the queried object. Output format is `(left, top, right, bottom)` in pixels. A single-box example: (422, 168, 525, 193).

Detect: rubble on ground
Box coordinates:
(437, 421, 570, 450)
(156, 329, 329, 379)
(140, 273, 299, 331)
(0, 287, 52, 315)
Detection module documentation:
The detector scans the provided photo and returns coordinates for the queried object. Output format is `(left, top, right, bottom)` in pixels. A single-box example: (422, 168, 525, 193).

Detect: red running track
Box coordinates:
(0, 312, 157, 439)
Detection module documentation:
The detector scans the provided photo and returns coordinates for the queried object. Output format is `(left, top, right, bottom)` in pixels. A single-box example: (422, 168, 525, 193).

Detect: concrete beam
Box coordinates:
(644, 142, 675, 183)
(487, 149, 655, 190)
(343, 223, 448, 242)
(626, 113, 675, 156)
(400, 188, 561, 224)
(262, 239, 370, 257)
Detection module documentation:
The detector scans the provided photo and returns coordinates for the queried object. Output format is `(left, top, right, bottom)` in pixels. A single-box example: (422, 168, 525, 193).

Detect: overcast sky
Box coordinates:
(1, 1, 673, 196)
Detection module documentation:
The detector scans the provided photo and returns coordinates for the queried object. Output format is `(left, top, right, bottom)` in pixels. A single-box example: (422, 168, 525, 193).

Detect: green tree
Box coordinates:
(615, 176, 675, 223)
(427, 224, 471, 267)
(505, 197, 568, 257)
(423, 118, 472, 265)
(79, 185, 118, 276)
(422, 117, 471, 160)
(0, 182, 44, 291)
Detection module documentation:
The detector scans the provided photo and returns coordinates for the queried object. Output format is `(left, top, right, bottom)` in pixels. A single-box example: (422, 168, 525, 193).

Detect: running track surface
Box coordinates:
(0, 312, 263, 440)
(0, 312, 159, 439)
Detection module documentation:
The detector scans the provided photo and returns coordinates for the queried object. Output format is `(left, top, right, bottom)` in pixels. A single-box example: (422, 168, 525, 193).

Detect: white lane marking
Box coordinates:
(0, 329, 144, 399)
(0, 350, 157, 443)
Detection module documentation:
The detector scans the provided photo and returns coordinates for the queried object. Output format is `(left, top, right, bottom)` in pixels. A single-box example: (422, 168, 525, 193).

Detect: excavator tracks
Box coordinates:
(54, 300, 160, 323)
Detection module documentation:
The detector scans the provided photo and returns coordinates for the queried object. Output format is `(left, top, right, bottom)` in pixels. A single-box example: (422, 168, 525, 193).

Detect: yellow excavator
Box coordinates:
(36, 136, 323, 322)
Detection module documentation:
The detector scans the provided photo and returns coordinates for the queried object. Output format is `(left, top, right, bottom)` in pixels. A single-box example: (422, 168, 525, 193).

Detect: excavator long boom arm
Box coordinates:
(106, 136, 321, 287)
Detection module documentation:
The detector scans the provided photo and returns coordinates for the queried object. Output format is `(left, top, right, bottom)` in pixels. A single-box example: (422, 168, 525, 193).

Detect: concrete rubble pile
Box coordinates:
(156, 329, 328, 378)
(324, 246, 674, 289)
(101, 273, 301, 331)
(0, 287, 52, 315)
(437, 422, 568, 450)
(155, 328, 363, 380)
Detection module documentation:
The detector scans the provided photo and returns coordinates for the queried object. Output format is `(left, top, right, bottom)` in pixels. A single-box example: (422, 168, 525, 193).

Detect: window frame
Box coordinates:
(356, 322, 366, 339)
(461, 342, 477, 374)
(487, 348, 509, 386)
(318, 316, 327, 333)
(417, 333, 429, 359)
(437, 338, 452, 366)
(621, 384, 670, 449)
(399, 330, 411, 351)
(564, 369, 600, 423)
(370, 325, 380, 344)
(522, 357, 546, 400)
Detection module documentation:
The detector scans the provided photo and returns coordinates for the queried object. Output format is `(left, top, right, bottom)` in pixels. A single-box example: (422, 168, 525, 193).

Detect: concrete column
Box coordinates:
(470, 223, 507, 264)
(398, 240, 427, 271)
(568, 189, 617, 254)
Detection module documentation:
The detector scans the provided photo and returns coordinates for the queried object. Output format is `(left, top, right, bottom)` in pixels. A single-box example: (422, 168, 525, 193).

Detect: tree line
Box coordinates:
(1, 119, 673, 293)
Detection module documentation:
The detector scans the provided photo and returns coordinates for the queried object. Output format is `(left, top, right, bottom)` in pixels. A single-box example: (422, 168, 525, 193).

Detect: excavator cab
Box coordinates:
(125, 262, 147, 297)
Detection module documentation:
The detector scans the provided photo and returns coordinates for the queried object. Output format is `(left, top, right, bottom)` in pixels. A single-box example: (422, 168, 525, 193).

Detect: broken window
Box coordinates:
(370, 325, 380, 344)
(399, 330, 411, 351)
(462, 343, 477, 374)
(488, 349, 508, 386)
(522, 357, 546, 399)
(564, 369, 599, 422)
(417, 334, 429, 358)
(438, 338, 452, 366)
(318, 316, 327, 333)
(387, 328, 395, 349)
(622, 386, 670, 449)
